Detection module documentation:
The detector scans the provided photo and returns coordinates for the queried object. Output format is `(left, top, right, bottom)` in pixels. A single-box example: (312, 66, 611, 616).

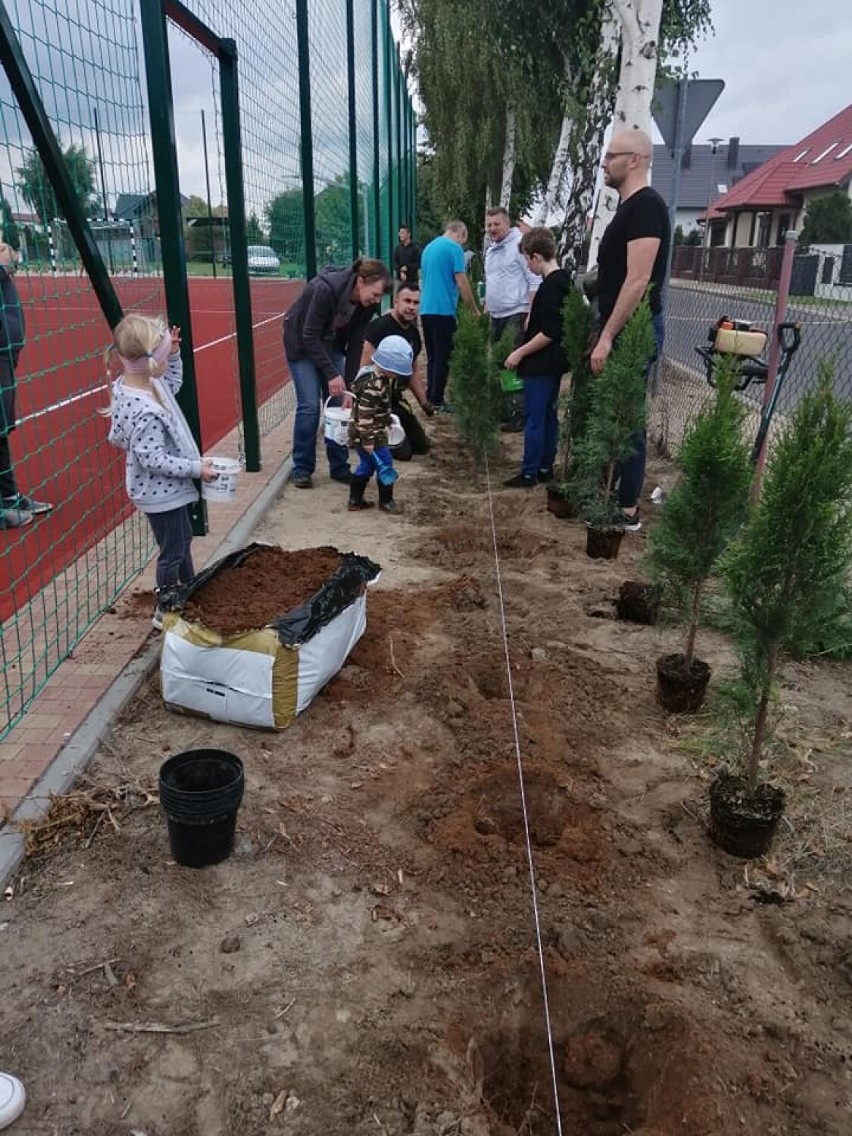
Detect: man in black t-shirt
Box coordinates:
(392, 225, 421, 285)
(590, 128, 670, 529)
(361, 282, 434, 458)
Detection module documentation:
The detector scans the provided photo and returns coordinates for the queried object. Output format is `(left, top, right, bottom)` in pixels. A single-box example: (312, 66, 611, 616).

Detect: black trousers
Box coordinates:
(1, 358, 18, 501)
(422, 314, 456, 406)
(390, 395, 429, 461)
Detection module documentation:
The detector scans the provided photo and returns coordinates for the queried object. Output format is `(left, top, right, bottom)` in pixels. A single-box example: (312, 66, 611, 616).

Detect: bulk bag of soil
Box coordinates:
(159, 543, 380, 729)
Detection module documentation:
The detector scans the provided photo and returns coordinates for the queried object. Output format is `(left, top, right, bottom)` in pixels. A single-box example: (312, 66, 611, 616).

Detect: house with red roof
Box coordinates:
(705, 103, 852, 249)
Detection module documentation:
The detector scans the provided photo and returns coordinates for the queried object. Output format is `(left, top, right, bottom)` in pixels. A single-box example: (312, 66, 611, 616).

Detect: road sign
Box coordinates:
(653, 78, 725, 152)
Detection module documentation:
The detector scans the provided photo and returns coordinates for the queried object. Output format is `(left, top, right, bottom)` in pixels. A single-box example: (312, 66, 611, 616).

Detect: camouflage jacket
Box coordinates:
(348, 365, 393, 448)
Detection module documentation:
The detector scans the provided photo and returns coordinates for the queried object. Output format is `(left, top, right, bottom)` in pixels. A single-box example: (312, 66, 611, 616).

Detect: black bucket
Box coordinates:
(159, 749, 245, 868)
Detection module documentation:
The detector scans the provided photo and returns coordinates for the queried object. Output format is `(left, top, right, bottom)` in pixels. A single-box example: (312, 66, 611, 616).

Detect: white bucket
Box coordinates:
(323, 397, 351, 446)
(387, 414, 405, 447)
(202, 456, 241, 503)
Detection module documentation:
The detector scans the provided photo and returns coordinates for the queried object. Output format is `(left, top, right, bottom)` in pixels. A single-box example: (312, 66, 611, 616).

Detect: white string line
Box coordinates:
(482, 449, 565, 1136)
(16, 312, 288, 426)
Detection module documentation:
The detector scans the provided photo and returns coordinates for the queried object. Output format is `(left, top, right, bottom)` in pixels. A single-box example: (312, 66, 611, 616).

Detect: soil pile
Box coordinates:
(183, 544, 343, 635)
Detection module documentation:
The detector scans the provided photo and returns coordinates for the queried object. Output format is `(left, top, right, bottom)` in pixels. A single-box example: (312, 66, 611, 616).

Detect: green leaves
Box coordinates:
(721, 369, 852, 781)
(646, 355, 752, 653)
(571, 298, 653, 525)
(16, 143, 100, 226)
(448, 309, 503, 463)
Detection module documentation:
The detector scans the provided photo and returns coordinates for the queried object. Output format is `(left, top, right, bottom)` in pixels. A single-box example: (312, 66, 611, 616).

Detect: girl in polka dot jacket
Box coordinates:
(105, 313, 216, 628)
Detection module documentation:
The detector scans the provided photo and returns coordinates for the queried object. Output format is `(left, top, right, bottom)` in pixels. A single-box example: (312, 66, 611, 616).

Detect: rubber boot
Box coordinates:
(378, 481, 402, 515)
(348, 474, 374, 512)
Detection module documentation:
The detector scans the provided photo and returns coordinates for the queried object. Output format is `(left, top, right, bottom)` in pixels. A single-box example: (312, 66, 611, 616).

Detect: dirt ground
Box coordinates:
(2, 417, 852, 1136)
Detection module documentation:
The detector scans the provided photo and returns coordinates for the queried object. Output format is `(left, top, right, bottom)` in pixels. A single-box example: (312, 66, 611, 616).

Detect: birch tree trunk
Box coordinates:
(556, 4, 620, 276)
(586, 0, 664, 270)
(532, 54, 574, 226)
(500, 101, 517, 208)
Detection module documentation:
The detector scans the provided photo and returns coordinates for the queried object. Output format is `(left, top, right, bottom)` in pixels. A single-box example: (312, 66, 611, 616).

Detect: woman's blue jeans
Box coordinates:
(288, 352, 351, 479)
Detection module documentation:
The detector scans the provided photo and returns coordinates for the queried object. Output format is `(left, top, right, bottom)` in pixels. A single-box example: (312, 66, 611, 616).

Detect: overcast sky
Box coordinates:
(670, 0, 850, 146)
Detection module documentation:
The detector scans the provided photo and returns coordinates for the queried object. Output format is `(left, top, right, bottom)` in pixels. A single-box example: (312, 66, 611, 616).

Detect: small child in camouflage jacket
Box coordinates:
(347, 335, 413, 515)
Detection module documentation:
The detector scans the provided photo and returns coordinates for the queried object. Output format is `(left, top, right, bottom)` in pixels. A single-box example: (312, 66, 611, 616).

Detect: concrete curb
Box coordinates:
(0, 455, 293, 891)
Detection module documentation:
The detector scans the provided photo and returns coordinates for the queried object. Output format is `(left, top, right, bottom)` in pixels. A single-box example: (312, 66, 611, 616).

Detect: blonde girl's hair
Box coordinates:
(100, 313, 168, 417)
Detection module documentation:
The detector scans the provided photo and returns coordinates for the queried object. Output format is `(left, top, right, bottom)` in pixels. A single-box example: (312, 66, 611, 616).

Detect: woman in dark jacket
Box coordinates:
(283, 258, 390, 488)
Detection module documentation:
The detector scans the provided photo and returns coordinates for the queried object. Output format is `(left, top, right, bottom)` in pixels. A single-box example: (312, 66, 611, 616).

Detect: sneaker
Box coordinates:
(617, 507, 642, 532)
(15, 494, 53, 515)
(500, 419, 524, 434)
(0, 1071, 26, 1128)
(330, 469, 353, 485)
(537, 469, 554, 484)
(379, 499, 402, 514)
(503, 473, 536, 489)
(347, 500, 375, 512)
(152, 605, 167, 631)
(292, 473, 313, 489)
(0, 505, 33, 529)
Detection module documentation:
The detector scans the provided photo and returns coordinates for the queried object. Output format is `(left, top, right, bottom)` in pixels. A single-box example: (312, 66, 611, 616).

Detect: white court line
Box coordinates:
(17, 310, 287, 426)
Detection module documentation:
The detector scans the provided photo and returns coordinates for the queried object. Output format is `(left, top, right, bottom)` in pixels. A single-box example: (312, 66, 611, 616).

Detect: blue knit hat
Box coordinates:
(373, 335, 414, 377)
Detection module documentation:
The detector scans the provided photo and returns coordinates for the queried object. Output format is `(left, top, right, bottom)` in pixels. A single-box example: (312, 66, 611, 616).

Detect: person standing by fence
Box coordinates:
(283, 259, 391, 489)
(392, 225, 420, 285)
(0, 241, 53, 530)
(590, 128, 669, 530)
(419, 221, 480, 412)
(104, 315, 216, 629)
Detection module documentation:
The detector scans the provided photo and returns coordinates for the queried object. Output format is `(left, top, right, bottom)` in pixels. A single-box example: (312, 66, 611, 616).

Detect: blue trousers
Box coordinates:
(354, 445, 394, 480)
(520, 374, 560, 480)
(615, 312, 666, 507)
(146, 506, 195, 591)
(288, 352, 351, 479)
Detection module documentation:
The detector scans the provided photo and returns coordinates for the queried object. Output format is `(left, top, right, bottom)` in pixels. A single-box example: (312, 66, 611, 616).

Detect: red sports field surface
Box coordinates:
(1, 274, 300, 622)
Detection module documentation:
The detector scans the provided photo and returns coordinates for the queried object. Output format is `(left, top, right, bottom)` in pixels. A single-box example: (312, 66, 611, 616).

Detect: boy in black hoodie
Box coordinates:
(1, 241, 52, 529)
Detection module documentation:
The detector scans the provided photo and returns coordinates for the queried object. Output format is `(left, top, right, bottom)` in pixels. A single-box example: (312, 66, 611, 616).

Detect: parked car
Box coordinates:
(246, 245, 280, 275)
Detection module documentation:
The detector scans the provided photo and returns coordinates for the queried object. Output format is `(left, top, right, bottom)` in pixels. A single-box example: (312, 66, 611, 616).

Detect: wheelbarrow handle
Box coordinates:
(777, 321, 801, 355)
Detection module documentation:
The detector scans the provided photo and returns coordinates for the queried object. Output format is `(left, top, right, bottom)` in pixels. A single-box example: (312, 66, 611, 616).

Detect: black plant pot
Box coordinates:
(586, 525, 623, 560)
(709, 772, 786, 859)
(656, 652, 711, 713)
(617, 581, 662, 625)
(545, 485, 577, 519)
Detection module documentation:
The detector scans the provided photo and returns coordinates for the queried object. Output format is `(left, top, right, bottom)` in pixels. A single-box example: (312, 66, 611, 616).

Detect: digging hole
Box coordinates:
(474, 771, 564, 848)
(474, 1005, 716, 1136)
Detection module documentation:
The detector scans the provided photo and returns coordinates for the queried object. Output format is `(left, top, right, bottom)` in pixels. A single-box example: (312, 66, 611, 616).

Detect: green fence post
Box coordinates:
(410, 96, 418, 238)
(0, 3, 123, 329)
(220, 39, 260, 472)
(371, 0, 381, 261)
(383, 0, 394, 262)
(395, 45, 403, 227)
(295, 0, 317, 279)
(140, 0, 206, 535)
(345, 0, 359, 260)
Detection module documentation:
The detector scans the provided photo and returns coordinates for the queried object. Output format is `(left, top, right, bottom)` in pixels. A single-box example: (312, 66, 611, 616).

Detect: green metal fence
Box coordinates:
(0, 0, 416, 738)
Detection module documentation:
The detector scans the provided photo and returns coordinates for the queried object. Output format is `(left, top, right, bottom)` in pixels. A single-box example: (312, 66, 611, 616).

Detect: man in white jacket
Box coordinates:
(484, 207, 538, 347)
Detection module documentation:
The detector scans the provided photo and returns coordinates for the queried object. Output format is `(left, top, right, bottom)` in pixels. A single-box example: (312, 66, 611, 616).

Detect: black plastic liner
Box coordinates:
(172, 542, 381, 647)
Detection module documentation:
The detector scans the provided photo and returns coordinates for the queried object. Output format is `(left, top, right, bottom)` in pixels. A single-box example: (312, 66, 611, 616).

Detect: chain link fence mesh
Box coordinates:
(650, 239, 852, 459)
(1, 0, 413, 737)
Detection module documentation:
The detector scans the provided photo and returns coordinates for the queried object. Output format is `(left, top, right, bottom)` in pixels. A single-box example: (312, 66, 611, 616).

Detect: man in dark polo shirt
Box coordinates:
(361, 282, 434, 458)
(590, 127, 669, 530)
(392, 225, 420, 285)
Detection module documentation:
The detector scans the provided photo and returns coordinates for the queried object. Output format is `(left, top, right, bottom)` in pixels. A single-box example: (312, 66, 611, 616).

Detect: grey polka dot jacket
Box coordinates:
(107, 356, 203, 515)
